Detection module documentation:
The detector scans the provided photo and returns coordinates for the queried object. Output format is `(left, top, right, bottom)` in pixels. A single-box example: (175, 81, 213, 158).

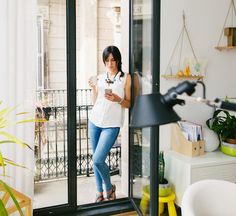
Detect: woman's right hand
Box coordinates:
(88, 79, 95, 88)
(88, 76, 97, 87)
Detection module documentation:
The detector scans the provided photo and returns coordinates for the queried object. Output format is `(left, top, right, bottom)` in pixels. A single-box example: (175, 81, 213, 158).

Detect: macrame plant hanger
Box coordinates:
(215, 0, 236, 50)
(162, 12, 202, 79)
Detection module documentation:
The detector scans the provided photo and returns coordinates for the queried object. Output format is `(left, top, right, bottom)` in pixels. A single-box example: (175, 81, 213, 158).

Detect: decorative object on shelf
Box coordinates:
(162, 12, 207, 80)
(202, 127, 219, 152)
(171, 123, 205, 157)
(206, 108, 236, 156)
(215, 0, 236, 51)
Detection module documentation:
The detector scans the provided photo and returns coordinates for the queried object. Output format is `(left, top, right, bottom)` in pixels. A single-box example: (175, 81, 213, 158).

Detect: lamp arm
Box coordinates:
(175, 95, 236, 112)
(218, 100, 236, 111)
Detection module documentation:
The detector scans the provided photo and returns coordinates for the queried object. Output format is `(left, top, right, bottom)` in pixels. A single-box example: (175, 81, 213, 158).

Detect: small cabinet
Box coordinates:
(165, 150, 236, 207)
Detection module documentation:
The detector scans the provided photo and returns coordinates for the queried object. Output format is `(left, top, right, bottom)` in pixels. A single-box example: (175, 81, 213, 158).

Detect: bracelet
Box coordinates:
(118, 98, 124, 104)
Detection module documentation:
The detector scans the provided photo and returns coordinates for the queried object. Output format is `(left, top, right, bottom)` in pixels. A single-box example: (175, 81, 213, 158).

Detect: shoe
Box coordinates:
(95, 193, 104, 203)
(107, 184, 116, 200)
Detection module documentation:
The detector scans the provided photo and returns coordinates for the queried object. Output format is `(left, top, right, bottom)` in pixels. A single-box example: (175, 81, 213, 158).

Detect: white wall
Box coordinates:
(160, 0, 236, 150)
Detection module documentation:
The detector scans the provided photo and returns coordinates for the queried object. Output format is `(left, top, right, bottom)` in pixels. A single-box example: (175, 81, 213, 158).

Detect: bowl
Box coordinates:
(221, 142, 236, 157)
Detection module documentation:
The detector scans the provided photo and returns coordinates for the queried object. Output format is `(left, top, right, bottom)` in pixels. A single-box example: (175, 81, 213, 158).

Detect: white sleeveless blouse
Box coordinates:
(89, 71, 127, 128)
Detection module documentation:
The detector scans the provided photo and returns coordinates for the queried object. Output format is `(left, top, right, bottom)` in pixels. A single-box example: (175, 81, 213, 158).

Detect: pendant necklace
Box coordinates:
(105, 71, 119, 85)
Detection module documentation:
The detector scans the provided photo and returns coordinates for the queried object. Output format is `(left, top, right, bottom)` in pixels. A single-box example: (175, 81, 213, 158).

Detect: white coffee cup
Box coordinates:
(89, 76, 97, 86)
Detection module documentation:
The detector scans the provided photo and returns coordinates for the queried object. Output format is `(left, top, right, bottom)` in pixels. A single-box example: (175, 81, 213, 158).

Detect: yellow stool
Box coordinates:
(140, 185, 150, 215)
(159, 192, 177, 216)
(140, 185, 177, 216)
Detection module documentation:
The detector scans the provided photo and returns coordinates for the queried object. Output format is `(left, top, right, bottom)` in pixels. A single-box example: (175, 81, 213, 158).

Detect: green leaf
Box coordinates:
(16, 118, 47, 124)
(0, 151, 6, 176)
(0, 106, 17, 121)
(0, 199, 8, 216)
(0, 173, 11, 178)
(0, 140, 16, 144)
(0, 119, 8, 128)
(0, 131, 33, 150)
(16, 112, 29, 115)
(3, 158, 28, 169)
(0, 180, 24, 216)
(206, 108, 236, 141)
(0, 107, 11, 117)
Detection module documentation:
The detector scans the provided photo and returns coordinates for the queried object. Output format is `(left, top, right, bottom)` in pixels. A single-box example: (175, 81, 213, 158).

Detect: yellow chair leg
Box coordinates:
(159, 202, 164, 215)
(140, 196, 149, 215)
(25, 202, 32, 216)
(167, 201, 177, 216)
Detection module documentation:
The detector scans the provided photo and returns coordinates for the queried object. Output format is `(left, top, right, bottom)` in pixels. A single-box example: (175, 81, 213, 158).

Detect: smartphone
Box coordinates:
(105, 89, 112, 94)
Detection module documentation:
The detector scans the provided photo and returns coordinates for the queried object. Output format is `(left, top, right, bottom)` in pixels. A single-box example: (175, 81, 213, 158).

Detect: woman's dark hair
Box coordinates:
(102, 45, 124, 78)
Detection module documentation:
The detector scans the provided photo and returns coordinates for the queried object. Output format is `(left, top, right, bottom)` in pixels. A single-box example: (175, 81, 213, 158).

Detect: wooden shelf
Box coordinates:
(161, 74, 204, 80)
(215, 46, 236, 51)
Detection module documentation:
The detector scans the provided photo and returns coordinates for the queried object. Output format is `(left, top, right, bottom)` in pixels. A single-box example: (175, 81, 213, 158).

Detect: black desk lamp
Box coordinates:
(130, 80, 195, 127)
(131, 80, 236, 128)
(130, 80, 236, 215)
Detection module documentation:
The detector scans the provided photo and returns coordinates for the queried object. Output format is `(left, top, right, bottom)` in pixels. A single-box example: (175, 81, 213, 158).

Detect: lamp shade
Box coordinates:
(130, 93, 181, 127)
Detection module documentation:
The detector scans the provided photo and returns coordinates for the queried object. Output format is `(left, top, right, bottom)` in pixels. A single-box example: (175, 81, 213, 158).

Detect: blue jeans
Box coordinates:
(89, 121, 120, 193)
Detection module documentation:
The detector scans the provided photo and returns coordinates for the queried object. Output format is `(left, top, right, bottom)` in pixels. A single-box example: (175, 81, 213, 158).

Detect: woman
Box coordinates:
(88, 45, 131, 202)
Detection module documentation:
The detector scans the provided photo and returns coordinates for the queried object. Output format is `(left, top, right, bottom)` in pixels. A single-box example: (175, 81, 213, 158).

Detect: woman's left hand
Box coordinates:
(105, 92, 121, 103)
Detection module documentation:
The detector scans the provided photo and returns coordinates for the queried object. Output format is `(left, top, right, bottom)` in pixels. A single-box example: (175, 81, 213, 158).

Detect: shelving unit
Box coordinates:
(215, 0, 236, 50)
(162, 12, 205, 80)
(161, 75, 204, 80)
(215, 46, 236, 51)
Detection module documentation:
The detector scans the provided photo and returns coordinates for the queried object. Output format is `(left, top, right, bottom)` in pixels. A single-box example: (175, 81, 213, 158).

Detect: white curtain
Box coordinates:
(0, 0, 37, 201)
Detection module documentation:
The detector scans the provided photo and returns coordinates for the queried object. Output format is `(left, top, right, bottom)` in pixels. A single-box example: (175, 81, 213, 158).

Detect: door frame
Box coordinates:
(34, 0, 161, 215)
(129, 0, 161, 215)
(34, 0, 133, 215)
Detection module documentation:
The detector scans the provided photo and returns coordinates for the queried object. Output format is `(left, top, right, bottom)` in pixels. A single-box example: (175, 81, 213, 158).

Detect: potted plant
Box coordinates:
(140, 151, 172, 215)
(159, 151, 171, 197)
(206, 109, 236, 156)
(0, 101, 46, 215)
(206, 109, 236, 143)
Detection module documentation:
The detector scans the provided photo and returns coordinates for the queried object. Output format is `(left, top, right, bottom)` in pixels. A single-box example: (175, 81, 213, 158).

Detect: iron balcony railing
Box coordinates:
(35, 89, 121, 182)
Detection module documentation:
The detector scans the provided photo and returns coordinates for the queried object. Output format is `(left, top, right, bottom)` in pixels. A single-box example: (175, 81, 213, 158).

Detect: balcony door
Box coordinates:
(34, 0, 161, 214)
(34, 0, 131, 215)
(130, 0, 152, 214)
(34, 0, 69, 210)
(75, 0, 128, 205)
(130, 0, 161, 215)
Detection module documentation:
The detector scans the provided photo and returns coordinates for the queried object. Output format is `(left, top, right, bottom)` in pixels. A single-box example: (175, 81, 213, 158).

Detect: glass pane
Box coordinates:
(34, 0, 68, 208)
(131, 0, 152, 215)
(75, 0, 128, 205)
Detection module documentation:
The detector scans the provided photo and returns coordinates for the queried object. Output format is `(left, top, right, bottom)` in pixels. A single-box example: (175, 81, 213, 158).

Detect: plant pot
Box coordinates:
(221, 141, 236, 157)
(226, 138, 236, 144)
(159, 179, 172, 197)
